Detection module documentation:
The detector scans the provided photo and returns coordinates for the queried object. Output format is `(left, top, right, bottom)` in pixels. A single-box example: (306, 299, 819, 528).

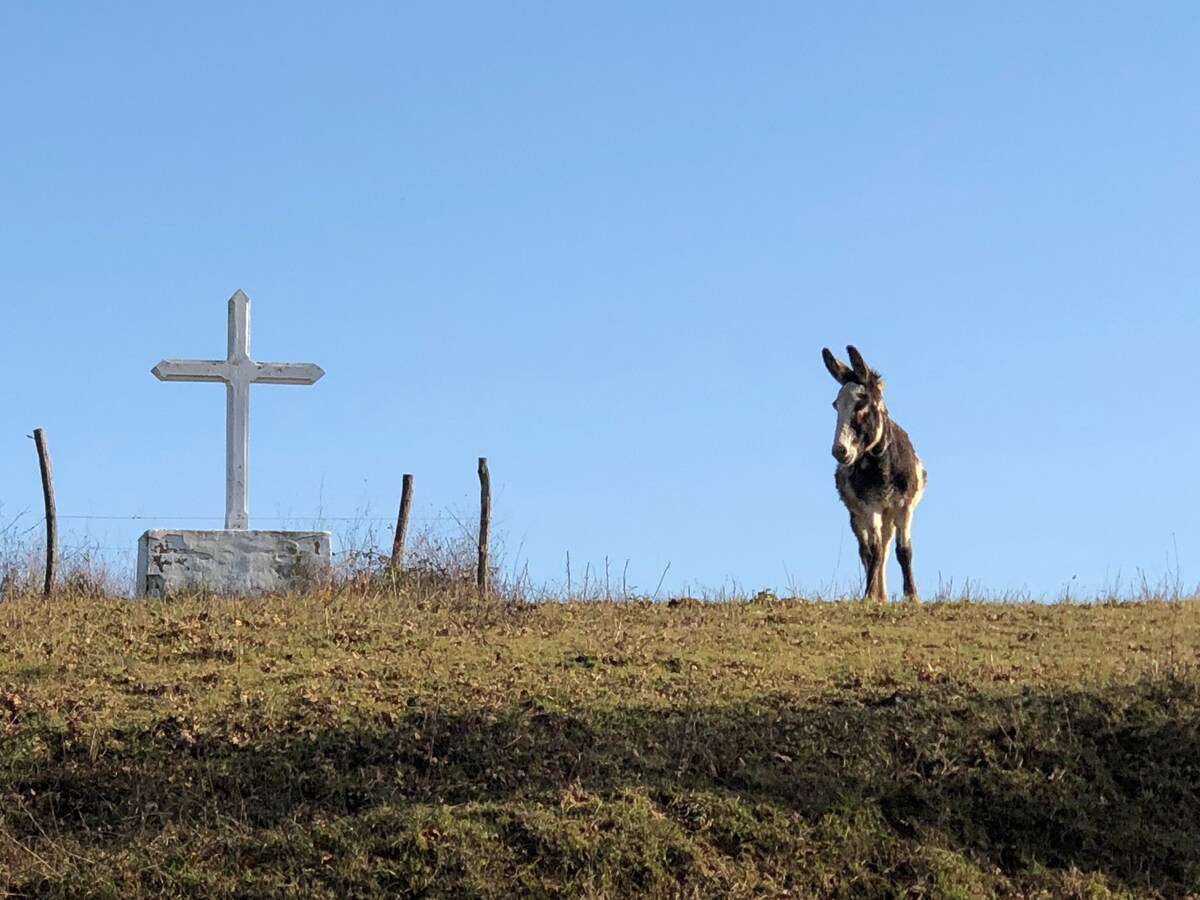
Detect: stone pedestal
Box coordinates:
(137, 530, 332, 597)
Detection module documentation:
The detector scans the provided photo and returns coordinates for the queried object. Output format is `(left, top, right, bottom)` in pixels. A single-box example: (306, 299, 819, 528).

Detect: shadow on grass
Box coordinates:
(8, 674, 1200, 895)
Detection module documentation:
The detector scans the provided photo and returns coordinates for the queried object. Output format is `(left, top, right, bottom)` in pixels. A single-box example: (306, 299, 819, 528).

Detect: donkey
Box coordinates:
(822, 345, 926, 601)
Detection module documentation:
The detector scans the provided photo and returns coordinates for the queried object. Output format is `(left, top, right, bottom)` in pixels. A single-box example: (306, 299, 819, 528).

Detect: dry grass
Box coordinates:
(1, 583, 1198, 897)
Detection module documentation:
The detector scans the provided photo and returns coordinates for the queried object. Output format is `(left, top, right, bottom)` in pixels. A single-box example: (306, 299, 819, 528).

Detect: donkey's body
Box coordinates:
(823, 346, 926, 601)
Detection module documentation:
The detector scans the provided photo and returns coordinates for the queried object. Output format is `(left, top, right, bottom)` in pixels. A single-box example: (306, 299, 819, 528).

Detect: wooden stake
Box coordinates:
(33, 428, 56, 597)
(477, 457, 491, 595)
(390, 473, 414, 573)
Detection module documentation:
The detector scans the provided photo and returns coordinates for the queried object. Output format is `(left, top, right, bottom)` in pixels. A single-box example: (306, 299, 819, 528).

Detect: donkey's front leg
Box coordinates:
(851, 511, 886, 602)
(875, 514, 896, 602)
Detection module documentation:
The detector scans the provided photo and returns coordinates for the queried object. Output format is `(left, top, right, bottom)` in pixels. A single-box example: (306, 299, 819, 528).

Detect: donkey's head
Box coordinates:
(822, 345, 887, 465)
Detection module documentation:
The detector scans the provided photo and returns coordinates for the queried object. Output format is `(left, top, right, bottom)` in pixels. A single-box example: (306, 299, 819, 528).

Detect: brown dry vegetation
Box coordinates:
(0, 583, 1198, 898)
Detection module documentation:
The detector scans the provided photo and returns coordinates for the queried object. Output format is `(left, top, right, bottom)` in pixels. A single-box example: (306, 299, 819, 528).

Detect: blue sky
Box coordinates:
(2, 3, 1197, 599)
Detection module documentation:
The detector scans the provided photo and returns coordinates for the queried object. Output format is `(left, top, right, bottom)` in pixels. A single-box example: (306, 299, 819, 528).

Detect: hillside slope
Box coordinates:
(1, 591, 1198, 897)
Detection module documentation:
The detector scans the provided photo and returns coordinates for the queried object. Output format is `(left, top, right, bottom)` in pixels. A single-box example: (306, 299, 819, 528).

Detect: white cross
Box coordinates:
(152, 289, 324, 530)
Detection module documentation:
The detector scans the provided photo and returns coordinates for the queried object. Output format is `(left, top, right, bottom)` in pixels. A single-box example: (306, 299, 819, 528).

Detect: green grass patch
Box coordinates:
(0, 590, 1198, 896)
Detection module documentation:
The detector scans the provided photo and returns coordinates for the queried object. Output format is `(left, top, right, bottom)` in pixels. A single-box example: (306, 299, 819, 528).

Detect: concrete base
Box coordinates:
(137, 530, 332, 597)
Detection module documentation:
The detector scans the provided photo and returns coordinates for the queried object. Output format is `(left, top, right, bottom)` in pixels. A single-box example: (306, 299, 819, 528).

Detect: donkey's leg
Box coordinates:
(849, 510, 878, 601)
(894, 504, 919, 601)
(852, 510, 887, 601)
(877, 512, 896, 601)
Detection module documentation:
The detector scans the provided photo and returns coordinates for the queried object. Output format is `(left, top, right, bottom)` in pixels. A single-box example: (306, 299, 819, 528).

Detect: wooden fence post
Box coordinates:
(33, 428, 56, 597)
(390, 473, 414, 574)
(477, 457, 490, 595)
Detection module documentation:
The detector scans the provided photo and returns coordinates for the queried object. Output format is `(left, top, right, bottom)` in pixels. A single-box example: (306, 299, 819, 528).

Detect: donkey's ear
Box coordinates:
(846, 346, 871, 382)
(847, 345, 886, 394)
(822, 347, 854, 384)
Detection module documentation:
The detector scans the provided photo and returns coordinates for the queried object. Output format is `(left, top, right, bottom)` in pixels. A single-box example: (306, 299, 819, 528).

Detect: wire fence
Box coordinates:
(1, 509, 487, 561)
(53, 515, 440, 522)
(7, 434, 506, 597)
(1, 502, 507, 599)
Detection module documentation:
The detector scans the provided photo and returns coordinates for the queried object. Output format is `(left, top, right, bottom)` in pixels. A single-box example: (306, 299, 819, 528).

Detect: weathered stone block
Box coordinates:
(137, 529, 332, 597)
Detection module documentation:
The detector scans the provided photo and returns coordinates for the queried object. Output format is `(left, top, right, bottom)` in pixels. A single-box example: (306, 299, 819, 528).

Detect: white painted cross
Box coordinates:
(152, 289, 324, 530)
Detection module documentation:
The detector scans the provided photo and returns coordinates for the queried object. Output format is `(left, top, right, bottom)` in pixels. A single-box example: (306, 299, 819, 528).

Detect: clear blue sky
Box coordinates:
(3, 3, 1197, 599)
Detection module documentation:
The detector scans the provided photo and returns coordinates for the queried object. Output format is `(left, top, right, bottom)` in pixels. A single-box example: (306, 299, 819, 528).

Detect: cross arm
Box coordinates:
(152, 359, 233, 383)
(251, 362, 325, 385)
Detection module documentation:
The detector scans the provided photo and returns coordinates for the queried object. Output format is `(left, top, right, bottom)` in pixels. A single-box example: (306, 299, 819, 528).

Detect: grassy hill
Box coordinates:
(1, 585, 1198, 897)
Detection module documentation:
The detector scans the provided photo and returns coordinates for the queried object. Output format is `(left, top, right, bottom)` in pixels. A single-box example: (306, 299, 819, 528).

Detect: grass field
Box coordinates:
(1, 583, 1198, 898)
